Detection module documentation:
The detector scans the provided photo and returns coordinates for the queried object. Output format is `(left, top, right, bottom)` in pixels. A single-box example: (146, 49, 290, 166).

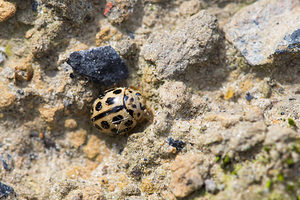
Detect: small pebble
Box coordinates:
(127, 30, 135, 39)
(0, 182, 14, 198)
(69, 73, 74, 79)
(245, 92, 253, 101)
(205, 179, 218, 194)
(0, 154, 13, 171)
(67, 46, 128, 86)
(64, 119, 78, 129)
(0, 47, 6, 64)
(29, 153, 37, 160)
(17, 89, 24, 96)
(0, 1, 16, 22)
(168, 137, 186, 151)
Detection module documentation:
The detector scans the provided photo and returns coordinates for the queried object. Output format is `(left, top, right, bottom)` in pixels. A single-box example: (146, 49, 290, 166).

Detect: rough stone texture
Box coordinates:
(41, 0, 92, 25)
(38, 104, 64, 123)
(68, 129, 87, 149)
(0, 0, 300, 200)
(64, 118, 78, 129)
(264, 126, 299, 147)
(205, 179, 218, 194)
(224, 0, 300, 65)
(264, 126, 300, 170)
(27, 0, 92, 58)
(0, 1, 16, 22)
(170, 153, 212, 198)
(141, 10, 220, 79)
(67, 46, 128, 86)
(227, 121, 267, 155)
(179, 0, 201, 16)
(158, 81, 191, 117)
(152, 111, 172, 134)
(83, 135, 102, 160)
(104, 0, 137, 24)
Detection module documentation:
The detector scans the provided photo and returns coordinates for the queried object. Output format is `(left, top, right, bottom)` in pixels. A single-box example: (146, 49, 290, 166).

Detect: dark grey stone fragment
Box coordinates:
(168, 137, 186, 151)
(0, 182, 14, 198)
(67, 46, 128, 86)
(275, 29, 300, 54)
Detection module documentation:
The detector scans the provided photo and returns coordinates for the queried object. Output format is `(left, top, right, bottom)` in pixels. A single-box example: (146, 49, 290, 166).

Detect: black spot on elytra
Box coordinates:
(120, 127, 130, 133)
(95, 102, 102, 111)
(99, 93, 106, 99)
(124, 95, 128, 101)
(125, 120, 133, 127)
(132, 104, 136, 108)
(130, 98, 134, 102)
(105, 88, 115, 93)
(111, 128, 118, 134)
(112, 115, 123, 124)
(129, 90, 132, 93)
(95, 124, 102, 130)
(113, 89, 122, 94)
(128, 109, 134, 117)
(106, 97, 115, 105)
(136, 92, 141, 96)
(140, 103, 146, 110)
(91, 105, 124, 122)
(137, 113, 141, 117)
(101, 121, 110, 129)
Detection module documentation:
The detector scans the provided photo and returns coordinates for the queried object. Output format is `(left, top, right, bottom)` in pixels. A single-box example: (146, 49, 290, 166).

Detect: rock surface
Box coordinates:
(170, 153, 212, 198)
(41, 0, 92, 25)
(104, 0, 137, 24)
(205, 179, 218, 194)
(141, 10, 220, 79)
(67, 46, 128, 85)
(0, 1, 16, 22)
(0, 0, 299, 200)
(158, 81, 191, 117)
(224, 0, 300, 65)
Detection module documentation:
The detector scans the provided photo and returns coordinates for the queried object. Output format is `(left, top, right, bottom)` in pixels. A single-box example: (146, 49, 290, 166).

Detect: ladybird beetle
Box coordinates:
(91, 87, 146, 135)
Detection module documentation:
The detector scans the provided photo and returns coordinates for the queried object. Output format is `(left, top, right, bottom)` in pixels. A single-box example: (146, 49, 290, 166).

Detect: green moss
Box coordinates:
(256, 153, 271, 165)
(288, 118, 296, 126)
(267, 193, 286, 200)
(286, 184, 294, 192)
(266, 180, 273, 189)
(291, 144, 300, 153)
(285, 157, 294, 166)
(5, 44, 12, 57)
(221, 155, 232, 169)
(276, 174, 284, 182)
(215, 156, 221, 162)
(150, 5, 155, 11)
(232, 164, 242, 175)
(264, 146, 271, 153)
(223, 155, 230, 165)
